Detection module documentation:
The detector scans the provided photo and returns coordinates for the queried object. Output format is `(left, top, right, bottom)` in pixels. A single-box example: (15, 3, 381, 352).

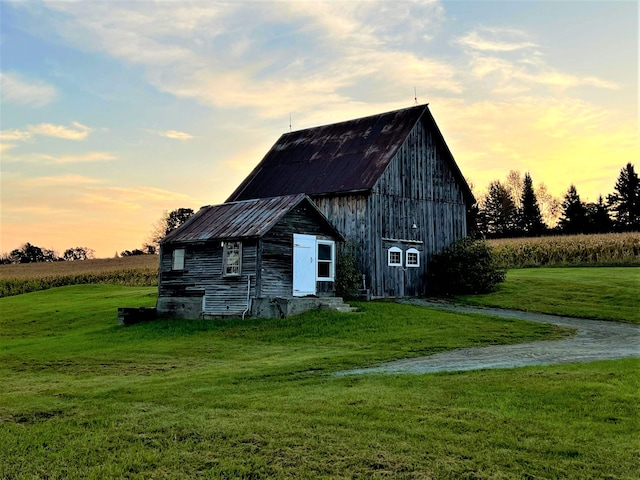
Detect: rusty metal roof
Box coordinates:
(161, 194, 342, 244)
(227, 105, 430, 201)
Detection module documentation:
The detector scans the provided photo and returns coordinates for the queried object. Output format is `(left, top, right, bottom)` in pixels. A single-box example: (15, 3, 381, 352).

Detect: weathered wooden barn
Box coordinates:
(157, 194, 344, 319)
(227, 104, 475, 298)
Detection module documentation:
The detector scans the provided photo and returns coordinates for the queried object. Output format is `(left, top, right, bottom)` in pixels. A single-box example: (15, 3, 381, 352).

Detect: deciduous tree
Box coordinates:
(9, 243, 58, 263)
(148, 207, 195, 247)
(63, 247, 95, 261)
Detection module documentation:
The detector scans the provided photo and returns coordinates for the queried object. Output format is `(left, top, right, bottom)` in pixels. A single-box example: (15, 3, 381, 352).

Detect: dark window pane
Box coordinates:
(318, 262, 331, 278)
(318, 243, 332, 260)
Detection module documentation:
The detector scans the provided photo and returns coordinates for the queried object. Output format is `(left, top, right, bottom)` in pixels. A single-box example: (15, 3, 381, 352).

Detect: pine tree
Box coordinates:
(585, 196, 612, 233)
(518, 172, 546, 235)
(481, 181, 518, 237)
(559, 185, 588, 234)
(607, 163, 640, 230)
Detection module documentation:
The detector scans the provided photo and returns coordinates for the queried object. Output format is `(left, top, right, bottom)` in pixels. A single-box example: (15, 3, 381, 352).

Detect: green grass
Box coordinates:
(457, 266, 640, 324)
(1, 284, 638, 478)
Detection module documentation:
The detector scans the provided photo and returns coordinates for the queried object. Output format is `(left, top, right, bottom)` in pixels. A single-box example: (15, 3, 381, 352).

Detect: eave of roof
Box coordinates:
(161, 194, 343, 244)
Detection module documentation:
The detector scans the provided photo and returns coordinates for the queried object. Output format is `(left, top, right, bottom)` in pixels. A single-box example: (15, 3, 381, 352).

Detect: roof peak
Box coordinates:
(286, 103, 429, 135)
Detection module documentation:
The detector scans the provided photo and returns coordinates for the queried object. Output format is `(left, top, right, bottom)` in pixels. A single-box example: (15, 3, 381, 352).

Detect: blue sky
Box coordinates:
(1, 0, 638, 257)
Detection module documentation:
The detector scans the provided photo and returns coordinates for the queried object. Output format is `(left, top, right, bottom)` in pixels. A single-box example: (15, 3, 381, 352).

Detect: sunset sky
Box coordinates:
(1, 0, 638, 258)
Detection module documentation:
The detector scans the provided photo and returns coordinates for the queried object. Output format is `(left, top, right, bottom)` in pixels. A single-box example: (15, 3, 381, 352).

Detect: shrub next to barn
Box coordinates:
(429, 237, 506, 295)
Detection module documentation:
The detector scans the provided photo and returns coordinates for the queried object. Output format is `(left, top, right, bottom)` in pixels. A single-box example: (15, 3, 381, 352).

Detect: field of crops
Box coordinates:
(489, 232, 640, 268)
(0, 255, 159, 297)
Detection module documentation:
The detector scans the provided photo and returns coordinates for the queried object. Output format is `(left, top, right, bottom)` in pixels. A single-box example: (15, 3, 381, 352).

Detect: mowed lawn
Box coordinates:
(457, 266, 640, 324)
(1, 272, 638, 479)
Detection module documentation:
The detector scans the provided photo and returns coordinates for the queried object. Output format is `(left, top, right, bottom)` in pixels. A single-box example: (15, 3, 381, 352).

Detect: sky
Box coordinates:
(1, 0, 638, 258)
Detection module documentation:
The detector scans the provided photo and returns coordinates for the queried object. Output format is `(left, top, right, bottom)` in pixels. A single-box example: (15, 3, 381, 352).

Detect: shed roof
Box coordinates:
(161, 194, 342, 244)
(227, 104, 474, 204)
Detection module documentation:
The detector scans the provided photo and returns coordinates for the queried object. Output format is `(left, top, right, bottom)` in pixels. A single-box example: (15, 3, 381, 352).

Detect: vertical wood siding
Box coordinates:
(261, 203, 338, 297)
(313, 119, 468, 297)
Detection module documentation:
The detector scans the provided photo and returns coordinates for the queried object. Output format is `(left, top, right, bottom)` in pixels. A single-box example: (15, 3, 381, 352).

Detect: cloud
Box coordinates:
(456, 28, 538, 52)
(0, 72, 57, 107)
(3, 151, 116, 164)
(0, 129, 32, 142)
(158, 130, 195, 140)
(25, 1, 450, 117)
(23, 174, 104, 187)
(27, 121, 93, 140)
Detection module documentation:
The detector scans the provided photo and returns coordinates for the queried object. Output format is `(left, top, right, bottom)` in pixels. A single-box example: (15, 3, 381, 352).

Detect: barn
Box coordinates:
(227, 104, 475, 298)
(157, 194, 345, 319)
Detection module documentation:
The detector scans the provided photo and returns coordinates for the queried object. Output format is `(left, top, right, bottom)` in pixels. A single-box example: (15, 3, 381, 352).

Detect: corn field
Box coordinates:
(489, 232, 640, 269)
(0, 256, 159, 297)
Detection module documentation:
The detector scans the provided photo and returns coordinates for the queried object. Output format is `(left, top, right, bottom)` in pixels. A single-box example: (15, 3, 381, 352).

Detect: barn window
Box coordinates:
(317, 240, 335, 281)
(406, 248, 420, 267)
(223, 241, 242, 276)
(388, 247, 402, 267)
(172, 248, 185, 270)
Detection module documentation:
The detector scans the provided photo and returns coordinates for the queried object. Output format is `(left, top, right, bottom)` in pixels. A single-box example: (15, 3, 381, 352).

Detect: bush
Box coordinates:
(429, 237, 506, 295)
(335, 242, 363, 299)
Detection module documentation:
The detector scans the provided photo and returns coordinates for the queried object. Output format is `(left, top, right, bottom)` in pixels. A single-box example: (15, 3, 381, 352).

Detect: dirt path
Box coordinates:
(339, 300, 640, 375)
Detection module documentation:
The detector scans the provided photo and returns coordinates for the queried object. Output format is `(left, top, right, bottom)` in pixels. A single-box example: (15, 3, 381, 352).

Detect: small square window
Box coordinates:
(172, 248, 185, 270)
(406, 248, 420, 267)
(388, 247, 402, 267)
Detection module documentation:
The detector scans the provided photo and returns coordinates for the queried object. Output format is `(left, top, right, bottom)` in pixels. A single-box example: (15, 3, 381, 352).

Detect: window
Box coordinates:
(172, 248, 185, 270)
(388, 247, 402, 267)
(223, 241, 242, 276)
(406, 248, 420, 267)
(317, 240, 335, 281)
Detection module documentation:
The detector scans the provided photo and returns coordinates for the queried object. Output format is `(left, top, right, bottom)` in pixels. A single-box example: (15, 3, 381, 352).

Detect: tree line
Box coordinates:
(1, 208, 196, 264)
(3, 165, 637, 264)
(472, 163, 639, 238)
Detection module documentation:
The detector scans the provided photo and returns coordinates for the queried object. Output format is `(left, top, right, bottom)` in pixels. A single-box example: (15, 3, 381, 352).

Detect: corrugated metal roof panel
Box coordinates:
(227, 105, 427, 201)
(161, 194, 308, 244)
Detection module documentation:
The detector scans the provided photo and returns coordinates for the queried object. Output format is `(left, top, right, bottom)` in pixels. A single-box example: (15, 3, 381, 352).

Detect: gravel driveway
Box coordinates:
(339, 300, 640, 375)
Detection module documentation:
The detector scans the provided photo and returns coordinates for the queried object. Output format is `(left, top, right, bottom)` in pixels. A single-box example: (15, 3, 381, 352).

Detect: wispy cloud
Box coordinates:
(1, 122, 94, 143)
(4, 151, 116, 164)
(158, 130, 195, 140)
(0, 129, 32, 142)
(23, 174, 105, 187)
(27, 121, 93, 140)
(0, 72, 57, 107)
(456, 27, 538, 52)
(27, 1, 450, 117)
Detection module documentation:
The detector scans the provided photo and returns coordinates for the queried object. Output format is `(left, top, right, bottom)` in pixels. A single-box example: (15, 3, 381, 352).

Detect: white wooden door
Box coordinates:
(293, 234, 316, 297)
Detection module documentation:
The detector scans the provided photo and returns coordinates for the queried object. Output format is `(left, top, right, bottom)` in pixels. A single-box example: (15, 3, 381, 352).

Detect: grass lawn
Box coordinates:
(457, 266, 640, 324)
(1, 284, 638, 478)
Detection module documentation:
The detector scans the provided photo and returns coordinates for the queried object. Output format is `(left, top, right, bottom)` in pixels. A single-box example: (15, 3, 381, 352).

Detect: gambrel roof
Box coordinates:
(227, 104, 474, 204)
(161, 194, 343, 244)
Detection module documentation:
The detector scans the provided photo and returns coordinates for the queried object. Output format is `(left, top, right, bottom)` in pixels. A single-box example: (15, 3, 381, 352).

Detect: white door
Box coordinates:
(293, 234, 316, 297)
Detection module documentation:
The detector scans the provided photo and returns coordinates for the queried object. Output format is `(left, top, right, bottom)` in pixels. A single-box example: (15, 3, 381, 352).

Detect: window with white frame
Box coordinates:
(317, 240, 335, 281)
(223, 241, 242, 276)
(406, 248, 420, 267)
(388, 247, 403, 267)
(172, 248, 185, 270)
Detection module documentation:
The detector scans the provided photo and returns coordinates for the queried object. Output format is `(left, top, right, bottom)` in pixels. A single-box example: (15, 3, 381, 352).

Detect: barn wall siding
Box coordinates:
(313, 119, 468, 297)
(158, 241, 258, 318)
(261, 204, 338, 297)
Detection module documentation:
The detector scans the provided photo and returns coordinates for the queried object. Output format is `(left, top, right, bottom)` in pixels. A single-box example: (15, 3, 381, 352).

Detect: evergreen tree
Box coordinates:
(481, 181, 518, 237)
(607, 163, 640, 230)
(585, 196, 612, 233)
(559, 185, 588, 234)
(518, 172, 546, 235)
